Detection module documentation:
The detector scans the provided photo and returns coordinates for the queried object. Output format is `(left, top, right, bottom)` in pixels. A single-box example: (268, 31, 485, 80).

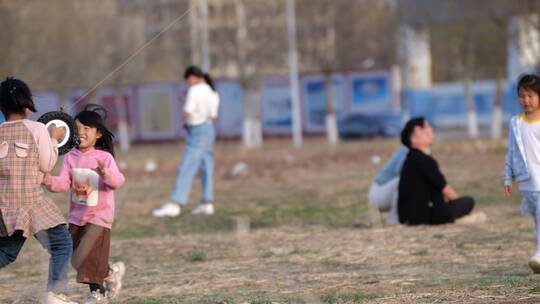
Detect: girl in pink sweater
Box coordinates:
(43, 104, 125, 304)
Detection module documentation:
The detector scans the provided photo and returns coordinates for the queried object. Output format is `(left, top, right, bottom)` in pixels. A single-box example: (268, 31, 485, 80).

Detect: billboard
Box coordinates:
(348, 71, 392, 113)
(261, 77, 292, 134)
(302, 74, 345, 132)
(135, 83, 182, 140)
(215, 80, 244, 137)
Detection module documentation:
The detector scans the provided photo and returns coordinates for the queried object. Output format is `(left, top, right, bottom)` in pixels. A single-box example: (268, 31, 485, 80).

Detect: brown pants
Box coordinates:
(69, 223, 111, 285)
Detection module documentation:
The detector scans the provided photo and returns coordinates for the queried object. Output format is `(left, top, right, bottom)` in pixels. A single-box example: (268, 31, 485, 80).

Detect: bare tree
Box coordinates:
(235, 0, 262, 148)
(297, 0, 338, 145)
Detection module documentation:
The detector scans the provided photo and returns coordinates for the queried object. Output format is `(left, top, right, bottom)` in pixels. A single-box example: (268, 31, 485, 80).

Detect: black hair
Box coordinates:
(0, 77, 37, 118)
(203, 73, 216, 91)
(184, 65, 216, 91)
(400, 117, 426, 148)
(517, 74, 540, 96)
(184, 65, 203, 79)
(74, 104, 115, 157)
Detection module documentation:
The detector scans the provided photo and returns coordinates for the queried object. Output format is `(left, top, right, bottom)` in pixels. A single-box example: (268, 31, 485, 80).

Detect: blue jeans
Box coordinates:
(171, 123, 215, 206)
(0, 224, 73, 293)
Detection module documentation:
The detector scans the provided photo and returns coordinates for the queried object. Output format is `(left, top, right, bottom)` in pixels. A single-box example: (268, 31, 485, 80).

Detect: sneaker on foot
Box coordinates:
(529, 254, 540, 274)
(191, 203, 214, 215)
(83, 291, 108, 304)
(152, 202, 181, 217)
(105, 261, 126, 299)
(455, 211, 487, 225)
(384, 214, 399, 226)
(46, 292, 78, 304)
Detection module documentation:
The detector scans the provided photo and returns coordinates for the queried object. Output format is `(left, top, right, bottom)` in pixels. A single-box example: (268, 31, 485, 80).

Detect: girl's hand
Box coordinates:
(50, 125, 66, 142)
(504, 185, 513, 197)
(95, 159, 106, 177)
(41, 173, 49, 184)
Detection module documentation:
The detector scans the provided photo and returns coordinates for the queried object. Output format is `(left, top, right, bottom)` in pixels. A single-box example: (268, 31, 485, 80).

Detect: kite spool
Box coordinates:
(38, 111, 79, 155)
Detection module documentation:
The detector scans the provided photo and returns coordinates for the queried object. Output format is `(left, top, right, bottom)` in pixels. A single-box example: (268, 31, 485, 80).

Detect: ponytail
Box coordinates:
(184, 65, 216, 91)
(203, 73, 216, 91)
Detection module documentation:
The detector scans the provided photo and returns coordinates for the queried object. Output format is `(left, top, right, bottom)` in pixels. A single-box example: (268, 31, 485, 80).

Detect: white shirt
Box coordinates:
(184, 83, 220, 126)
(518, 116, 540, 191)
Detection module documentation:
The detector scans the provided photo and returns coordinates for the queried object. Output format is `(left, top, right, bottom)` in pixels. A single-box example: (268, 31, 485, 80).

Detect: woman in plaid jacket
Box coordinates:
(0, 77, 76, 304)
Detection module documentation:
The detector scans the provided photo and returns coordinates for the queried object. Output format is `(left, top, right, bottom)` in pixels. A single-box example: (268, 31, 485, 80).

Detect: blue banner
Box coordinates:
(261, 78, 292, 134)
(349, 72, 392, 113)
(302, 74, 345, 132)
(216, 80, 244, 137)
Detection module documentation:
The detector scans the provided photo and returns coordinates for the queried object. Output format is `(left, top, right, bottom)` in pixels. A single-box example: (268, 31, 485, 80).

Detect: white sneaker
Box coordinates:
(529, 253, 540, 274)
(191, 203, 214, 215)
(455, 211, 487, 225)
(384, 213, 399, 225)
(105, 261, 126, 299)
(152, 202, 181, 217)
(46, 292, 78, 304)
(83, 291, 107, 304)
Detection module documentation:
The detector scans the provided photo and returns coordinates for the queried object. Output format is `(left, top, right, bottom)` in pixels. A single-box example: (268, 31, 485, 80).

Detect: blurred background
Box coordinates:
(0, 0, 539, 147)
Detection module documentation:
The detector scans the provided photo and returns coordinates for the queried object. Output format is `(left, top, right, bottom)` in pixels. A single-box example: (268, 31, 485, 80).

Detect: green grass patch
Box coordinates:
(503, 275, 527, 287)
(529, 285, 540, 293)
(187, 251, 208, 262)
(279, 295, 309, 304)
(113, 225, 160, 239)
(123, 293, 237, 304)
(119, 296, 186, 304)
(174, 215, 237, 234)
(319, 290, 380, 303)
(290, 247, 315, 255)
(249, 194, 366, 229)
(114, 181, 373, 238)
(411, 249, 429, 256)
(260, 251, 274, 258)
(116, 188, 370, 239)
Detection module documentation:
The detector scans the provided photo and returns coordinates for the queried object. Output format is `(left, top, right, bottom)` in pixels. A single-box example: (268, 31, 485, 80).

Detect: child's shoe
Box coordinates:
(191, 203, 214, 215)
(83, 291, 108, 304)
(46, 292, 78, 304)
(152, 202, 181, 217)
(105, 261, 126, 299)
(529, 253, 540, 274)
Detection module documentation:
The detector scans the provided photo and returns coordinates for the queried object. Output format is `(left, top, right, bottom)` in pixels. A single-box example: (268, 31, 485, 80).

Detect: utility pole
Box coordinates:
(199, 0, 210, 71)
(286, 0, 302, 148)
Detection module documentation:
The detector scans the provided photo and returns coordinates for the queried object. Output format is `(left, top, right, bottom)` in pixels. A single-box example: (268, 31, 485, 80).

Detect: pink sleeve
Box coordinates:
(42, 155, 72, 192)
(101, 154, 125, 190)
(26, 120, 59, 173)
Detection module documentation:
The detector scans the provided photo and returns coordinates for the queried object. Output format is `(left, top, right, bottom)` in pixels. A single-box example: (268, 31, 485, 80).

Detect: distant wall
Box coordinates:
(0, 70, 520, 139)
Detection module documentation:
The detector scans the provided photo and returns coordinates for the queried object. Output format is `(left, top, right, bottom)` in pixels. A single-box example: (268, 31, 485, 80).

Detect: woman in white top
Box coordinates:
(153, 66, 220, 217)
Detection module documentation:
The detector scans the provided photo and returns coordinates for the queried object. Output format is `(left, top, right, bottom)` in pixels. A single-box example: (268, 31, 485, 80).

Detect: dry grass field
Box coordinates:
(2, 136, 540, 303)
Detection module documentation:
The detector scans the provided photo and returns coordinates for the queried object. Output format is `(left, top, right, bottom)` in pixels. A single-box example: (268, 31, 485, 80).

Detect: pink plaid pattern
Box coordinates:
(0, 121, 65, 238)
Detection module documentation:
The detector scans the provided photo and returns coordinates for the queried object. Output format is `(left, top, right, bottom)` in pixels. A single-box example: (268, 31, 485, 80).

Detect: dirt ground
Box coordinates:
(1, 137, 540, 304)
